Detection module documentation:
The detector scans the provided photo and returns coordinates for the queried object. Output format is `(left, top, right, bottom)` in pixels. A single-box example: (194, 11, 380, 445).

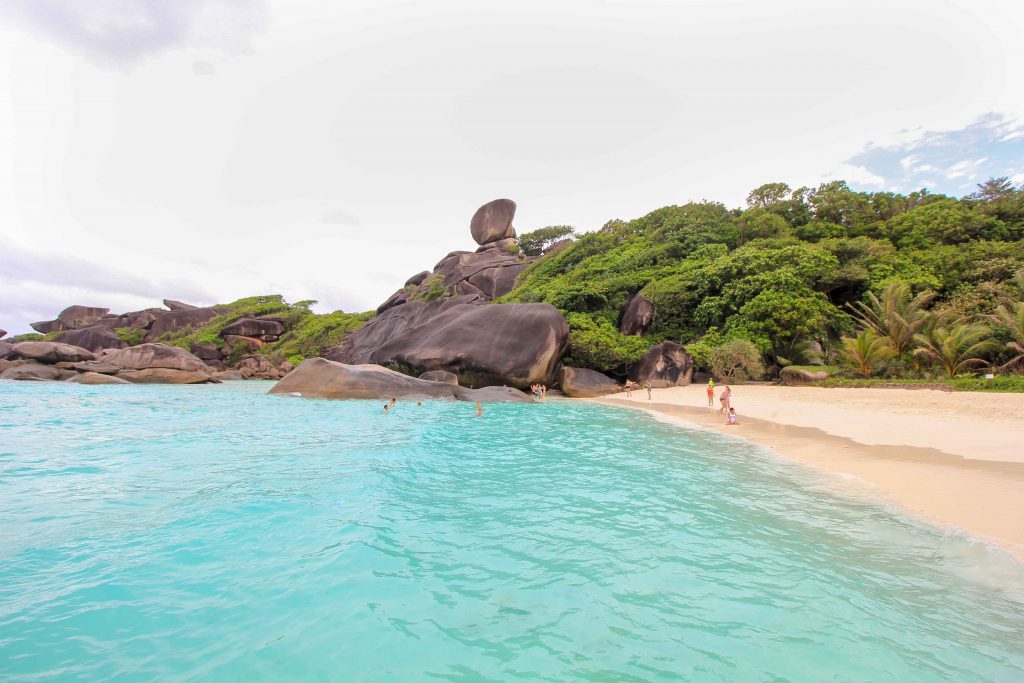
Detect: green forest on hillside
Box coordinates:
(504, 178, 1024, 383)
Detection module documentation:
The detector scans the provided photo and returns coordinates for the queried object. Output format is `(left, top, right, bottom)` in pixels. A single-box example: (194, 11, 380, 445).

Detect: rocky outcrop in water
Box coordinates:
(269, 358, 533, 402)
(559, 366, 621, 398)
(325, 199, 568, 389)
(0, 340, 219, 384)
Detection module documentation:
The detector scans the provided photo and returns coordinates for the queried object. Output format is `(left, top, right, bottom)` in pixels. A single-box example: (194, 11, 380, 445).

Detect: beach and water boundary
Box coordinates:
(597, 384, 1024, 563)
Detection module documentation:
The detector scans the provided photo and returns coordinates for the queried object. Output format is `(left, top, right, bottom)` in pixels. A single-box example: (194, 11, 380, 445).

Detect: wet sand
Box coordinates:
(595, 385, 1024, 562)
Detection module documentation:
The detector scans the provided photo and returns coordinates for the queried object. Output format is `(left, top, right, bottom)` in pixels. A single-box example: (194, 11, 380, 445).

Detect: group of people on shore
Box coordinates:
(530, 384, 548, 400)
(706, 379, 737, 425)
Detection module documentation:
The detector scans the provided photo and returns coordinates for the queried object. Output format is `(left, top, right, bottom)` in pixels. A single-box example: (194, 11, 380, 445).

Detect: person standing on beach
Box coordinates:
(719, 384, 731, 413)
(624, 381, 633, 397)
(645, 381, 652, 400)
(706, 378, 715, 406)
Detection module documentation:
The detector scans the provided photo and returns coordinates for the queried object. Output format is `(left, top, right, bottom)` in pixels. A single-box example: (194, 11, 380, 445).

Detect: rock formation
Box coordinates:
(779, 366, 831, 386)
(619, 292, 654, 336)
(0, 329, 7, 339)
(101, 343, 210, 373)
(53, 326, 124, 353)
(269, 358, 532, 402)
(629, 341, 694, 388)
(559, 366, 621, 398)
(30, 305, 110, 333)
(11, 341, 96, 364)
(470, 198, 517, 245)
(163, 299, 198, 311)
(0, 363, 72, 381)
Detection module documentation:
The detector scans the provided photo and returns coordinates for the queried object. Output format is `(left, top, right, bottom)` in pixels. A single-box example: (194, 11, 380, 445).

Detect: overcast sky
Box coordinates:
(2, 0, 1024, 335)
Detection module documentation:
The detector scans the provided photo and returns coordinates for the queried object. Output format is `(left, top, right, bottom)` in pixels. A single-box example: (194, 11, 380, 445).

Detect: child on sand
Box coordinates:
(645, 381, 652, 400)
(706, 378, 715, 406)
(726, 407, 737, 425)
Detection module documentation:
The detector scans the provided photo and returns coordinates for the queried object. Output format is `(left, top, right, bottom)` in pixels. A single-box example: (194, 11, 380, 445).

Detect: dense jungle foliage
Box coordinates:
(505, 178, 1024, 381)
(159, 295, 371, 367)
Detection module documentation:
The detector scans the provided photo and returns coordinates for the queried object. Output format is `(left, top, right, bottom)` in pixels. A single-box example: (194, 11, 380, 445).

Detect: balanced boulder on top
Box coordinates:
(470, 198, 517, 245)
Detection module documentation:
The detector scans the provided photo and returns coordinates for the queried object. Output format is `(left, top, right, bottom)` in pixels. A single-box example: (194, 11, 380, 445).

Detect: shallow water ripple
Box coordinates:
(1, 380, 1023, 681)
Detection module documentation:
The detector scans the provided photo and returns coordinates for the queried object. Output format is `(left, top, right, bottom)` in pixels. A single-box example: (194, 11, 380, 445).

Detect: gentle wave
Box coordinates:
(1, 380, 1022, 681)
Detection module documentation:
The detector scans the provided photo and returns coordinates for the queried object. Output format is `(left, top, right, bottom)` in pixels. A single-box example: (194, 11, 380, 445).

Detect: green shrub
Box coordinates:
(114, 327, 146, 346)
(562, 313, 653, 377)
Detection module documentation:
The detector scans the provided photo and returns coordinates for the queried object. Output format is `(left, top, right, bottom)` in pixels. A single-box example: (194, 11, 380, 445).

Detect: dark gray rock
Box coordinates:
(406, 271, 431, 287)
(30, 319, 63, 334)
(0, 329, 6, 339)
(102, 343, 210, 373)
(53, 326, 124, 352)
(94, 310, 157, 331)
(559, 366, 621, 398)
(190, 343, 222, 361)
(0, 341, 13, 359)
(629, 341, 694, 388)
(0, 359, 29, 372)
(619, 292, 654, 336)
(470, 198, 517, 245)
(66, 372, 132, 385)
(12, 341, 96, 364)
(57, 305, 110, 330)
(163, 299, 198, 311)
(419, 370, 459, 385)
(341, 302, 568, 389)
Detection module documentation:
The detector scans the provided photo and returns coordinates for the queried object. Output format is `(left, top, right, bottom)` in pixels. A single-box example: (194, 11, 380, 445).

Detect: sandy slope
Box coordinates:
(596, 384, 1024, 562)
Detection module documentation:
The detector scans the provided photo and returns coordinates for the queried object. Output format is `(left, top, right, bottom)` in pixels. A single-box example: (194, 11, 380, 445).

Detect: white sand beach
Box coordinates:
(597, 385, 1024, 562)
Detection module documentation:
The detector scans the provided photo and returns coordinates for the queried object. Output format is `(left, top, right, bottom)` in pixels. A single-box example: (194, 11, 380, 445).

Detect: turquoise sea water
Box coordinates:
(1, 381, 1023, 681)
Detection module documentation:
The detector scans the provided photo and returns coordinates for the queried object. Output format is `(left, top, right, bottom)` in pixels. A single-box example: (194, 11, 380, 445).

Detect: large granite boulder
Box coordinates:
(780, 366, 832, 386)
(146, 307, 221, 342)
(419, 370, 459, 385)
(559, 366, 621, 398)
(163, 299, 198, 311)
(12, 341, 96, 364)
(213, 369, 245, 381)
(118, 368, 217, 384)
(0, 328, 6, 339)
(270, 359, 461, 400)
(31, 305, 109, 333)
(470, 198, 517, 245)
(102, 343, 210, 373)
(53, 326, 124, 353)
(0, 341, 13, 359)
(270, 359, 532, 402)
(619, 292, 654, 336)
(1, 363, 71, 381)
(336, 301, 568, 389)
(629, 341, 694, 388)
(66, 372, 132, 385)
(190, 343, 223, 362)
(220, 318, 284, 339)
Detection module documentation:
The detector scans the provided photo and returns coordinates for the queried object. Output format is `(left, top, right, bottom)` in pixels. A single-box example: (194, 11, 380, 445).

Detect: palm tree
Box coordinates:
(992, 301, 1024, 371)
(912, 318, 997, 378)
(847, 281, 935, 357)
(840, 330, 895, 378)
